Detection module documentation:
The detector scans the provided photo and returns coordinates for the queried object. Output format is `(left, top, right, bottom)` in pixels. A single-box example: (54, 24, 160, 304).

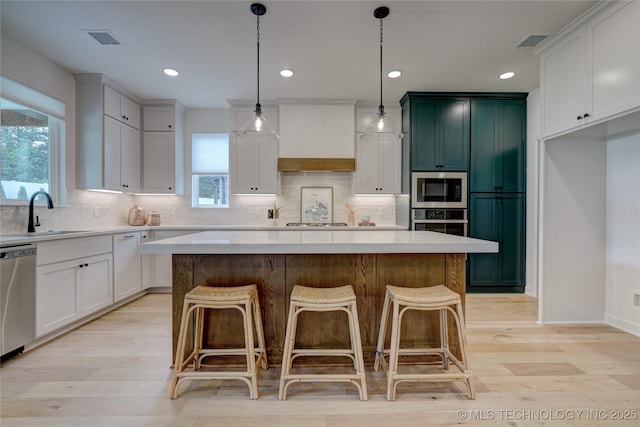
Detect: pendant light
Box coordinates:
(237, 3, 279, 140)
(361, 6, 403, 140)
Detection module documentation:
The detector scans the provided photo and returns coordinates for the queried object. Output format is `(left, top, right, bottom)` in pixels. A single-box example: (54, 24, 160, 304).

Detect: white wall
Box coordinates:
(525, 88, 540, 297)
(539, 134, 607, 323)
(605, 131, 640, 335)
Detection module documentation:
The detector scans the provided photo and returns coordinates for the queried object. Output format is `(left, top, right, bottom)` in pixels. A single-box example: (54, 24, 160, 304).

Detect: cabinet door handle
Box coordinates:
(583, 113, 590, 118)
(436, 164, 444, 168)
(168, 125, 172, 129)
(122, 235, 136, 239)
(577, 115, 583, 120)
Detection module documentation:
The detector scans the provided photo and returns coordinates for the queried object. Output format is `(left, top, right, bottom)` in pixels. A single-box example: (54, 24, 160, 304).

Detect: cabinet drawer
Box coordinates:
(37, 235, 112, 265)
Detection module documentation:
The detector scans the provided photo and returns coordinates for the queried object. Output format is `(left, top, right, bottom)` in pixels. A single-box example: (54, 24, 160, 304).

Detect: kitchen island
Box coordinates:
(141, 230, 498, 364)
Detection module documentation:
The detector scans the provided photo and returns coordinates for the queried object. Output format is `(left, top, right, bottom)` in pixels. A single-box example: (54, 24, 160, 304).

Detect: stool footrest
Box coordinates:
(392, 372, 473, 381)
(198, 348, 264, 357)
(291, 349, 355, 357)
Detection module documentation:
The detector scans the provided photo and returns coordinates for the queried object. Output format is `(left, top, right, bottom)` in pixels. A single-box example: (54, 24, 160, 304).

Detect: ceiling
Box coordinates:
(0, 0, 597, 109)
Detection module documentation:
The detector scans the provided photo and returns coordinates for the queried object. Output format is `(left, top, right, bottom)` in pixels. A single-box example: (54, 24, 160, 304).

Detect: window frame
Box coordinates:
(190, 132, 230, 208)
(0, 84, 66, 206)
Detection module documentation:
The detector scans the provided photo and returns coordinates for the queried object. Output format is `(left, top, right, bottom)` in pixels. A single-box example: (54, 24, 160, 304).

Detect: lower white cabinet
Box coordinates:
(36, 253, 112, 337)
(150, 230, 198, 286)
(36, 236, 113, 337)
(113, 232, 142, 302)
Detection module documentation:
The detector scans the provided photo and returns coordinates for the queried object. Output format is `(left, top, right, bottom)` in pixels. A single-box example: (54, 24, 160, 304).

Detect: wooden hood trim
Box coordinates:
(277, 158, 356, 172)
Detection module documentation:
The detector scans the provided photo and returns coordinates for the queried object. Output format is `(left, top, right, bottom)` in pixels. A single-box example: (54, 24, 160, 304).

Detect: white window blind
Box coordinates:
(192, 133, 228, 174)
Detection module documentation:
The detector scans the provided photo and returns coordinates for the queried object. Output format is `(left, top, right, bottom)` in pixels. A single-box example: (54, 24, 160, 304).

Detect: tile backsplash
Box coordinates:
(1, 173, 398, 234)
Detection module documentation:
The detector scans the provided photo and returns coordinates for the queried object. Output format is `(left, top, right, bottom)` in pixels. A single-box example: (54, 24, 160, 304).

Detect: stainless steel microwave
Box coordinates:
(412, 172, 467, 208)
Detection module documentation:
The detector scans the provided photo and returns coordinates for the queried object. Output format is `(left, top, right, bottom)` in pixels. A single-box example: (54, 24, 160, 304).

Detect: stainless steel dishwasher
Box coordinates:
(1, 244, 36, 361)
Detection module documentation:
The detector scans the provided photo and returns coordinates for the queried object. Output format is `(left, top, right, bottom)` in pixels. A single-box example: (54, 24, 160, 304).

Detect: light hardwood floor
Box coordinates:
(1, 293, 638, 426)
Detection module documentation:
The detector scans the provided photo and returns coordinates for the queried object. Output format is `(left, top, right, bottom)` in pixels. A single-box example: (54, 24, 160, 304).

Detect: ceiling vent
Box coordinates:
(514, 34, 550, 49)
(85, 30, 122, 45)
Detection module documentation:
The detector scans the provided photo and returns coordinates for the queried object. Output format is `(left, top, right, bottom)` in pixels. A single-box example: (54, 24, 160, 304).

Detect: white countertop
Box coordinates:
(0, 224, 405, 246)
(140, 230, 499, 255)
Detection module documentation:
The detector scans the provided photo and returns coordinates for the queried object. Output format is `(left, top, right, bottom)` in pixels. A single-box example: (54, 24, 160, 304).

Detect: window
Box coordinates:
(191, 133, 229, 207)
(1, 99, 65, 203)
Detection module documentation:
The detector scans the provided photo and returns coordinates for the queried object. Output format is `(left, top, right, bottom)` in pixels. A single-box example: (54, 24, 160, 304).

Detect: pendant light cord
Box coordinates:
(256, 14, 261, 107)
(378, 16, 384, 115)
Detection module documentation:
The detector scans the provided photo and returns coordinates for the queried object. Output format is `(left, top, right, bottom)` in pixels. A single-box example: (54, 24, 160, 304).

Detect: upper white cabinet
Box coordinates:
(104, 85, 141, 129)
(75, 74, 141, 192)
(354, 107, 401, 194)
(104, 115, 140, 192)
(143, 105, 175, 131)
(354, 136, 401, 194)
(142, 102, 184, 194)
(539, 1, 640, 137)
(230, 107, 279, 194)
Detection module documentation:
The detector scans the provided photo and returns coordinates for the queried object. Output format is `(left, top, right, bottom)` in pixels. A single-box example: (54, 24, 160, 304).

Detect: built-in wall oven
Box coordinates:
(411, 172, 468, 236)
(413, 208, 467, 236)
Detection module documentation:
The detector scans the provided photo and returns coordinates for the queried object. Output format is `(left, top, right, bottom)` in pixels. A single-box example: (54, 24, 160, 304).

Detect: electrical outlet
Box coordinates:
(378, 207, 384, 216)
(94, 206, 99, 217)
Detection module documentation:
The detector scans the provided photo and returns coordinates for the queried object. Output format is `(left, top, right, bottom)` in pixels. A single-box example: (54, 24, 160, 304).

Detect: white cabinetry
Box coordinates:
(113, 232, 142, 302)
(354, 136, 401, 194)
(141, 232, 154, 290)
(539, 1, 640, 137)
(104, 116, 140, 192)
(149, 230, 198, 286)
(354, 108, 401, 194)
(142, 103, 184, 194)
(230, 108, 278, 194)
(75, 74, 141, 192)
(36, 236, 113, 337)
(104, 85, 141, 129)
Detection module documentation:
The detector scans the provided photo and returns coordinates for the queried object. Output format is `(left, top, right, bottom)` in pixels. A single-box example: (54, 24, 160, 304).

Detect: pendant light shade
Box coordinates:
(237, 3, 279, 140)
(361, 6, 403, 141)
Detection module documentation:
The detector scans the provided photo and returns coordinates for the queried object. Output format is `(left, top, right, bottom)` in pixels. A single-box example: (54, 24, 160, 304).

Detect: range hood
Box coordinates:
(277, 101, 356, 172)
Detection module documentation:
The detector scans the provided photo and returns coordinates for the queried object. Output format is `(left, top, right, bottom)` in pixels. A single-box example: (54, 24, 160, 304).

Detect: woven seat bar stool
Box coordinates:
(278, 285, 368, 400)
(374, 284, 474, 400)
(171, 284, 268, 399)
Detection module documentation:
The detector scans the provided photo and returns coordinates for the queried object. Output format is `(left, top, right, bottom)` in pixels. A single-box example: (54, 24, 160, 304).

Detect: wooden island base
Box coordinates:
(172, 253, 466, 365)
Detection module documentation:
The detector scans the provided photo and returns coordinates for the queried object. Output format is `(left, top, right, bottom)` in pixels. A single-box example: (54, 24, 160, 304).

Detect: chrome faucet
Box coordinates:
(28, 191, 54, 232)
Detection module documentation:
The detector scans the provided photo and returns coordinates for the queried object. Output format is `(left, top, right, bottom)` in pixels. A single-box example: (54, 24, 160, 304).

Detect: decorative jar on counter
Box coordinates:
(146, 211, 161, 226)
(127, 205, 146, 226)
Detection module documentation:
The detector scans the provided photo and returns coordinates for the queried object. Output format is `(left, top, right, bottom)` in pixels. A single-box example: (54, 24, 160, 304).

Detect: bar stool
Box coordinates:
(171, 284, 268, 399)
(279, 285, 368, 400)
(374, 284, 474, 400)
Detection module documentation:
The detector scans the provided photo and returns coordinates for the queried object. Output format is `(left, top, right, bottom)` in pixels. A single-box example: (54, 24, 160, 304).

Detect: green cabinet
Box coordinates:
(468, 193, 525, 292)
(410, 98, 470, 171)
(470, 99, 526, 193)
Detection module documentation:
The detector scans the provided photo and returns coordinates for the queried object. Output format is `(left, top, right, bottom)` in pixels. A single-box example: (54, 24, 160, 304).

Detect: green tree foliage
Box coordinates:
(0, 126, 49, 183)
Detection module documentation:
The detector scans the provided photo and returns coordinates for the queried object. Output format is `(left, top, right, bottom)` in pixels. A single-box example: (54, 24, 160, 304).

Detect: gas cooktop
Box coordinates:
(285, 222, 348, 227)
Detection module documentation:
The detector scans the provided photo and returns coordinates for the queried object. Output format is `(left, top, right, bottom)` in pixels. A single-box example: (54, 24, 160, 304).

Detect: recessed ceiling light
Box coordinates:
(499, 71, 515, 80)
(280, 69, 295, 78)
(163, 68, 179, 77)
(387, 70, 402, 79)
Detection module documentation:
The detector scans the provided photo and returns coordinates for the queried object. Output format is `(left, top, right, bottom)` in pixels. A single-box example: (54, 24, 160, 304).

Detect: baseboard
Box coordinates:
(146, 286, 171, 293)
(540, 319, 605, 325)
(604, 313, 640, 337)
